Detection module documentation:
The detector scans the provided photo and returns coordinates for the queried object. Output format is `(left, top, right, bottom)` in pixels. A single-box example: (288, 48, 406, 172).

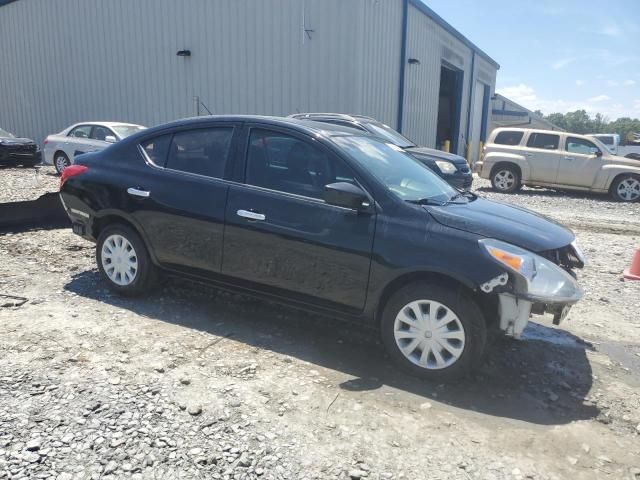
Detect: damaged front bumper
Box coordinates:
(478, 239, 585, 338)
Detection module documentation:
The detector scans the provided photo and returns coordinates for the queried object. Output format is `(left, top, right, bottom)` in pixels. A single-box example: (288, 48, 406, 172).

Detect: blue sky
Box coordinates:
(425, 0, 640, 120)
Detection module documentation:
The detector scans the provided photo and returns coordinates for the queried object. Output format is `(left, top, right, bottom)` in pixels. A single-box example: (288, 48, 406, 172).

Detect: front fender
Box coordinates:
(598, 164, 640, 190)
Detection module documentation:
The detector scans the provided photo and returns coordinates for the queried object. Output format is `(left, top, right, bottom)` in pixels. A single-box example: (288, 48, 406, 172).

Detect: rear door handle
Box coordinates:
(524, 153, 534, 157)
(563, 156, 574, 160)
(237, 209, 266, 221)
(127, 187, 150, 198)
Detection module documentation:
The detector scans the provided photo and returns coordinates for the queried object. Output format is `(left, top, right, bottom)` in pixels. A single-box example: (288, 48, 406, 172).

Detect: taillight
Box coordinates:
(43, 137, 49, 145)
(60, 165, 88, 189)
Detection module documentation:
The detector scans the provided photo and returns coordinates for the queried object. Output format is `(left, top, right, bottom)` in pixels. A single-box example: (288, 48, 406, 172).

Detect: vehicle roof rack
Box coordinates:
(292, 113, 376, 123)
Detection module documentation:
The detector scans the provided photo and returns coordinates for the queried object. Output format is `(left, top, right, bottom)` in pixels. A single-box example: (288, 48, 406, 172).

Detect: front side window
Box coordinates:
(91, 126, 114, 141)
(334, 136, 455, 203)
(246, 129, 355, 199)
(494, 131, 524, 146)
(166, 127, 233, 178)
(566, 137, 598, 155)
(69, 125, 92, 139)
(526, 132, 559, 150)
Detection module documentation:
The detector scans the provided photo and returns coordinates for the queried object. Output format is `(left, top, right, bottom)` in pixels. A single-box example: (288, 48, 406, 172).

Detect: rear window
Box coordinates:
(494, 131, 524, 146)
(526, 132, 559, 150)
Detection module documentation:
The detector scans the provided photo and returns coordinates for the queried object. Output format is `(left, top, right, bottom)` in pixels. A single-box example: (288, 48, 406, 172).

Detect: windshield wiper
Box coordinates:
(447, 190, 477, 203)
(405, 198, 447, 206)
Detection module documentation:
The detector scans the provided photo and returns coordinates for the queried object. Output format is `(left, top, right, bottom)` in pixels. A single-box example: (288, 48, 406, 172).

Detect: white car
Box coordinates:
(44, 122, 146, 173)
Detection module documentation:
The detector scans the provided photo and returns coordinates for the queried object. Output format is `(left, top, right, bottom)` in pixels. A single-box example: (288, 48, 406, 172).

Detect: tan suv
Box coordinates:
(477, 128, 640, 202)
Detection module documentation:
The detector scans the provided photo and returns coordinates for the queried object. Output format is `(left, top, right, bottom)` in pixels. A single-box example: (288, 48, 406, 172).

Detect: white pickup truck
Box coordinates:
(477, 128, 640, 202)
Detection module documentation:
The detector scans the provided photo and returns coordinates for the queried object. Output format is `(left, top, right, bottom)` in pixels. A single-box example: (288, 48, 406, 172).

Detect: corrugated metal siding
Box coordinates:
(0, 0, 404, 143)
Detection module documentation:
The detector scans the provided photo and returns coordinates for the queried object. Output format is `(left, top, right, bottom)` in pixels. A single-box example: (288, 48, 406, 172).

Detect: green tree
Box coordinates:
(542, 111, 640, 144)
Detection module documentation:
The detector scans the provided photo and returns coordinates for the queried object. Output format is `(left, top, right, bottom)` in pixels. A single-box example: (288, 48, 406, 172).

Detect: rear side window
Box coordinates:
(166, 128, 233, 178)
(566, 137, 598, 155)
(526, 132, 559, 150)
(493, 131, 523, 146)
(141, 134, 172, 166)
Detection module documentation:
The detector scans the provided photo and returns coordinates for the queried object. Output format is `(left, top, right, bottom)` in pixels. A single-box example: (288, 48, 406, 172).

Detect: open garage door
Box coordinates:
(436, 64, 463, 153)
(470, 82, 490, 165)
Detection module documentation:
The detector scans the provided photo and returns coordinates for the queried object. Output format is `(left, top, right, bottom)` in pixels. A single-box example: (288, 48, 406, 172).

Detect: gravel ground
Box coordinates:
(0, 168, 640, 479)
(0, 166, 58, 203)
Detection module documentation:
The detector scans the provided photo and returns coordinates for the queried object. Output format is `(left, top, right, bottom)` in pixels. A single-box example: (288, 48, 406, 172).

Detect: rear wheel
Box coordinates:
(491, 164, 521, 193)
(381, 281, 487, 381)
(96, 224, 157, 296)
(54, 152, 70, 174)
(611, 175, 640, 202)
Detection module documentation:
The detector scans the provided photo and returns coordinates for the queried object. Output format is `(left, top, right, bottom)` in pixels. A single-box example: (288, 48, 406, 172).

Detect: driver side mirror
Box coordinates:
(105, 135, 117, 143)
(324, 182, 371, 211)
(590, 147, 602, 157)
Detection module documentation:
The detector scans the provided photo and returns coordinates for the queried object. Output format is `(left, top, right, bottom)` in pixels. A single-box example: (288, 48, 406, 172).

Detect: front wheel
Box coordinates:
(381, 282, 487, 381)
(96, 224, 157, 296)
(611, 175, 640, 202)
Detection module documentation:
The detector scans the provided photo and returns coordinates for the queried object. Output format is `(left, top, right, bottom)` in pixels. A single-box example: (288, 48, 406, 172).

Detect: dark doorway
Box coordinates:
(436, 64, 463, 153)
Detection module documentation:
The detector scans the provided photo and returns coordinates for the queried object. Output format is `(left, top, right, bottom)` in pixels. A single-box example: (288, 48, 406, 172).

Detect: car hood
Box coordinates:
(427, 197, 574, 252)
(405, 147, 468, 166)
(0, 137, 35, 146)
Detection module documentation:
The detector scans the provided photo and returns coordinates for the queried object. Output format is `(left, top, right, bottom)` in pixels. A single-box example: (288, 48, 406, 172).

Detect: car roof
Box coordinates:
(68, 121, 145, 129)
(138, 115, 367, 140)
(289, 113, 377, 124)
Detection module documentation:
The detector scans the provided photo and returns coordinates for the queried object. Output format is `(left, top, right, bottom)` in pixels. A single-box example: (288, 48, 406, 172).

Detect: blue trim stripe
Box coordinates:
(396, 0, 409, 133)
(492, 109, 529, 117)
(0, 0, 19, 6)
(408, 0, 499, 69)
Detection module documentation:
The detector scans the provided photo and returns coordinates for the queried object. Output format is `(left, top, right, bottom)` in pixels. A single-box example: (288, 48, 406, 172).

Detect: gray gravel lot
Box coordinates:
(0, 169, 639, 480)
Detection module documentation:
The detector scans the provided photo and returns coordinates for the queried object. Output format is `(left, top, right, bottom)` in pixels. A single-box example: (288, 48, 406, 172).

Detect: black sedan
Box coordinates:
(0, 127, 41, 167)
(289, 113, 473, 189)
(60, 115, 584, 380)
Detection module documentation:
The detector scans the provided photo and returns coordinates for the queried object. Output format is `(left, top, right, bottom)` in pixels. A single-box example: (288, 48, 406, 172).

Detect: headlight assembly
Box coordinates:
(435, 160, 457, 175)
(479, 238, 583, 303)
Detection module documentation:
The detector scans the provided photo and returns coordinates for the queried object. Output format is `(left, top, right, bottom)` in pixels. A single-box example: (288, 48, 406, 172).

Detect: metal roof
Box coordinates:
(408, 0, 500, 69)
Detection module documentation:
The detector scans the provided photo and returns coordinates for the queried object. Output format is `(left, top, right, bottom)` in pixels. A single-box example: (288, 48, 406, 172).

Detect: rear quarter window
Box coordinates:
(141, 134, 172, 167)
(493, 131, 524, 146)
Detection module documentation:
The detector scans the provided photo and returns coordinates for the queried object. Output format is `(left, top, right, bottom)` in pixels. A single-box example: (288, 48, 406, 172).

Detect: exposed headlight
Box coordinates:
(435, 160, 457, 174)
(479, 238, 583, 303)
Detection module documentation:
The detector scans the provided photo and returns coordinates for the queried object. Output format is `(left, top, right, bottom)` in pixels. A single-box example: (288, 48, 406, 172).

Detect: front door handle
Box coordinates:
(237, 209, 266, 221)
(127, 187, 150, 198)
(563, 156, 574, 160)
(524, 153, 534, 157)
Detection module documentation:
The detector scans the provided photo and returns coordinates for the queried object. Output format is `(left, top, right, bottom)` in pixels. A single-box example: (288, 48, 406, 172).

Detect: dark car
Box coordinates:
(289, 113, 473, 190)
(60, 115, 584, 380)
(0, 127, 41, 167)
(625, 152, 640, 161)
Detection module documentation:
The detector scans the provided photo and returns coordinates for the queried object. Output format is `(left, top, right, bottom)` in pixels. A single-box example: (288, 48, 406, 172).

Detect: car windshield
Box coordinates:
(334, 135, 456, 203)
(111, 125, 146, 138)
(364, 122, 416, 148)
(0, 128, 15, 138)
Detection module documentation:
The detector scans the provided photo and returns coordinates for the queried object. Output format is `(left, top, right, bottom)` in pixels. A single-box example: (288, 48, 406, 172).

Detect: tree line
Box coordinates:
(533, 109, 640, 144)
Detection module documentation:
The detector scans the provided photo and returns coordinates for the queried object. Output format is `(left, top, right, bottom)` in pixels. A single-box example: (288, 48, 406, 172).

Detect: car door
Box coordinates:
(524, 132, 561, 183)
(221, 126, 376, 311)
(130, 124, 239, 275)
(65, 124, 95, 160)
(556, 136, 603, 187)
(89, 125, 117, 151)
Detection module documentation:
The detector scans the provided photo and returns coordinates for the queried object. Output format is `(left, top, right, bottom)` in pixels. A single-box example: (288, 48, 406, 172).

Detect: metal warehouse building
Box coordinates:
(0, 0, 498, 162)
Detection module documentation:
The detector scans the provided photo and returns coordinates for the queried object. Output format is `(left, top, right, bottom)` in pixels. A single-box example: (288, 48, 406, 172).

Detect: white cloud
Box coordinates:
(496, 83, 634, 119)
(623, 79, 637, 86)
(575, 80, 585, 87)
(599, 22, 622, 37)
(588, 95, 611, 103)
(551, 57, 577, 70)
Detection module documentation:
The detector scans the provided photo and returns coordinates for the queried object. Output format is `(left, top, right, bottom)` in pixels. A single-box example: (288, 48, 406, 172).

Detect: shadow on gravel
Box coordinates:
(0, 192, 69, 233)
(475, 186, 612, 203)
(65, 271, 599, 426)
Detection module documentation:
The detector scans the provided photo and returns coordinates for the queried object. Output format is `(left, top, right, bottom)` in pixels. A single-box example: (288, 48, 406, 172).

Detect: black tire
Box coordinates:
(96, 224, 157, 296)
(610, 174, 640, 202)
(490, 164, 521, 193)
(380, 281, 487, 381)
(54, 152, 71, 174)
